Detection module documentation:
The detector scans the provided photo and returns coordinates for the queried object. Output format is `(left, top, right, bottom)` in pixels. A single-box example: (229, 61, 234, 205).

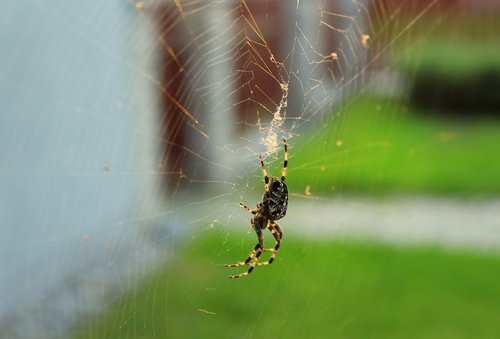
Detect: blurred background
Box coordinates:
(0, 0, 499, 338)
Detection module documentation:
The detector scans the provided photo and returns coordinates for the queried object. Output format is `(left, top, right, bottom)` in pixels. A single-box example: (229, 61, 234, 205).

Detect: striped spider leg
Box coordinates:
(225, 139, 288, 278)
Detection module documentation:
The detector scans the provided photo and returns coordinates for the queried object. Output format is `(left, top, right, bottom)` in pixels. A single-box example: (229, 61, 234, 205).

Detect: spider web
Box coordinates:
(1, 0, 496, 337)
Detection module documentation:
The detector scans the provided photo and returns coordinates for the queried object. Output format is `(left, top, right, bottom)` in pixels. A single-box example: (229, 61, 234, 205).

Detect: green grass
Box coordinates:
(286, 96, 500, 195)
(392, 14, 500, 76)
(397, 39, 500, 76)
(76, 233, 500, 339)
(287, 13, 500, 196)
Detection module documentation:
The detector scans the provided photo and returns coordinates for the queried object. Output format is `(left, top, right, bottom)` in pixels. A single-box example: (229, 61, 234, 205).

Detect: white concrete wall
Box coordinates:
(0, 1, 162, 336)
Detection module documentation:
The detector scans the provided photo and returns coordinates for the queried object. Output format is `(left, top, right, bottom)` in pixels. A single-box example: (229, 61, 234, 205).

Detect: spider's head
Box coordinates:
(269, 176, 284, 190)
(262, 177, 288, 220)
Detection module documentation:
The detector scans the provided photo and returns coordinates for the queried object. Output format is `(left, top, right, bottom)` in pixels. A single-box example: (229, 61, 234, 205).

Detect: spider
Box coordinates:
(225, 138, 288, 279)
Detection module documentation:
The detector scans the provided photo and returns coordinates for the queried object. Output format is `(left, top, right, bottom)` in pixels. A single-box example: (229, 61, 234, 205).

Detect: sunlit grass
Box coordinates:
(394, 13, 500, 76)
(286, 96, 500, 195)
(284, 12, 500, 196)
(76, 233, 500, 339)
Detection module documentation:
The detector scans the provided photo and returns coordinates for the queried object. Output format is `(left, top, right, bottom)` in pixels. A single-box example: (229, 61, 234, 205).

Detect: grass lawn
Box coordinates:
(285, 96, 500, 195)
(283, 12, 500, 196)
(393, 13, 500, 76)
(76, 232, 500, 339)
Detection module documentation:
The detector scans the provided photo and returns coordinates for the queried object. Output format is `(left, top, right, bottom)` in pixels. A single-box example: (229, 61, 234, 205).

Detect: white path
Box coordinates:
(285, 197, 500, 252)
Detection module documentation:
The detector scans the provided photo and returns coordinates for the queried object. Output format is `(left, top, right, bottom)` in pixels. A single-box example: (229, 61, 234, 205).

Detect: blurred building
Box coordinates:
(0, 2, 163, 337)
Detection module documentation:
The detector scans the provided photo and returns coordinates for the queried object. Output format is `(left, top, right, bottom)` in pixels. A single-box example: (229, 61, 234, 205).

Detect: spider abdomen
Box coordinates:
(262, 177, 288, 220)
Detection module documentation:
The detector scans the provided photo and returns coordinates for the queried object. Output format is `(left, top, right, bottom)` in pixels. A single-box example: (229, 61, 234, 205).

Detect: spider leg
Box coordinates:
(273, 222, 283, 240)
(259, 155, 270, 191)
(239, 202, 256, 215)
(226, 228, 264, 278)
(224, 242, 261, 267)
(256, 221, 281, 266)
(281, 138, 288, 182)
